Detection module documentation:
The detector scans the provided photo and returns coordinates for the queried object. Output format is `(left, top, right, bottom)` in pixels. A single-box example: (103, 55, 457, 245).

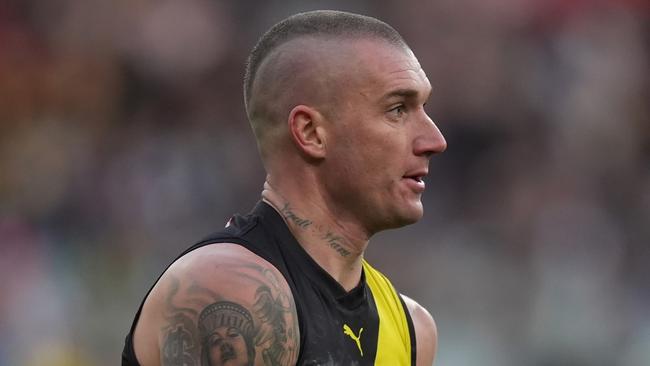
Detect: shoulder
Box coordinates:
(401, 294, 438, 366)
(134, 243, 300, 366)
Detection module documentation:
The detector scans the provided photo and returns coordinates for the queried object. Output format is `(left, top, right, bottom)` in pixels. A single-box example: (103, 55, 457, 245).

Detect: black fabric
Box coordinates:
(123, 201, 396, 365)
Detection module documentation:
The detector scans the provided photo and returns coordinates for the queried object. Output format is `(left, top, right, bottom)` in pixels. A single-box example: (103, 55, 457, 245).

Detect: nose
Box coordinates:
(413, 111, 447, 157)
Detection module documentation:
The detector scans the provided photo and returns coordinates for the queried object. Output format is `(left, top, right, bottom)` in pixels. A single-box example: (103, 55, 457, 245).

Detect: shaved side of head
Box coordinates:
(243, 10, 409, 164)
(246, 38, 340, 149)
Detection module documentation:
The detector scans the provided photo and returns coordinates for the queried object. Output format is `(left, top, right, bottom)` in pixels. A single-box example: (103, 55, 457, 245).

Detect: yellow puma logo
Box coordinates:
(343, 324, 363, 356)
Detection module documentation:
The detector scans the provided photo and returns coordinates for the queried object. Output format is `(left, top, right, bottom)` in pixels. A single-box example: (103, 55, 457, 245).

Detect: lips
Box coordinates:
(221, 343, 236, 362)
(405, 176, 423, 183)
(403, 169, 428, 181)
(402, 169, 427, 193)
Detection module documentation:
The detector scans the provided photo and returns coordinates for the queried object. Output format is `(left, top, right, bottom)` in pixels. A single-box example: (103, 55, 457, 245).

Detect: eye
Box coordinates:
(209, 334, 224, 346)
(388, 104, 406, 119)
(227, 328, 241, 338)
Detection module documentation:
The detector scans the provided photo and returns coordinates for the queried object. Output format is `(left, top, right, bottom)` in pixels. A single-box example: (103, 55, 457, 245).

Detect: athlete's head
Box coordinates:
(245, 10, 446, 233)
(244, 10, 409, 159)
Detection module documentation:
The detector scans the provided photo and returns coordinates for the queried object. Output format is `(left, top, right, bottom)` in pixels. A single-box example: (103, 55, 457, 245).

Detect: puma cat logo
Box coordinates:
(343, 324, 364, 356)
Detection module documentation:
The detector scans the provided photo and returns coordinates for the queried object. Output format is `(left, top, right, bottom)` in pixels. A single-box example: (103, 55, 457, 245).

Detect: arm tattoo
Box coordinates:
(254, 286, 293, 365)
(256, 268, 300, 364)
(161, 277, 199, 365)
(160, 264, 298, 365)
(161, 313, 198, 366)
(198, 301, 256, 365)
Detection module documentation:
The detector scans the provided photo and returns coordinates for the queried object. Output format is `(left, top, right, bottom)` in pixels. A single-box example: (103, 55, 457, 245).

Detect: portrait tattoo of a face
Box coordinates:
(198, 301, 256, 366)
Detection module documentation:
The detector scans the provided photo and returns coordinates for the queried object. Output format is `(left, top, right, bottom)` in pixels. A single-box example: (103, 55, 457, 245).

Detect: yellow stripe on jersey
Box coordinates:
(363, 260, 412, 365)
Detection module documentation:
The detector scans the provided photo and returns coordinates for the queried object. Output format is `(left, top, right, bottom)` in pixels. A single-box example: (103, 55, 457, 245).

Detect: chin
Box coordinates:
(404, 198, 424, 217)
(383, 202, 424, 230)
(401, 208, 424, 225)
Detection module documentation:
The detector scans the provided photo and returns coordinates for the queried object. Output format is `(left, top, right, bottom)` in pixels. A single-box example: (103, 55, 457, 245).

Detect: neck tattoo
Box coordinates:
(280, 203, 312, 228)
(278, 201, 352, 258)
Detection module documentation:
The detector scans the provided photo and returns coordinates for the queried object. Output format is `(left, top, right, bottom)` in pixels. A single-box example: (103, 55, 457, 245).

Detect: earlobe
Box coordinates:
(288, 105, 326, 159)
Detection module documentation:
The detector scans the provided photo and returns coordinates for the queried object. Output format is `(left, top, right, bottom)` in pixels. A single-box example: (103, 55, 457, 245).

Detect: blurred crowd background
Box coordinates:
(1, 0, 648, 365)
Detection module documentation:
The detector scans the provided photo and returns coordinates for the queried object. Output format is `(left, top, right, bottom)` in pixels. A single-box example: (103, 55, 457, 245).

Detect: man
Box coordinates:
(123, 10, 446, 366)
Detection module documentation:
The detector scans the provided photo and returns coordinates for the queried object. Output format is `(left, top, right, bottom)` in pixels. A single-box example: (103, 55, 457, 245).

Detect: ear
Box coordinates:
(287, 105, 326, 159)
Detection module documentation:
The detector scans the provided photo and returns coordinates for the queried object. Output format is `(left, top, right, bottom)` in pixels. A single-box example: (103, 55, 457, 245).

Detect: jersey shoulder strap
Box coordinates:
(362, 260, 417, 365)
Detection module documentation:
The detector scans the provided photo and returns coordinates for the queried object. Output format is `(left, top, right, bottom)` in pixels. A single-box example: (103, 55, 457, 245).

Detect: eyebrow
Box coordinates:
(381, 87, 432, 102)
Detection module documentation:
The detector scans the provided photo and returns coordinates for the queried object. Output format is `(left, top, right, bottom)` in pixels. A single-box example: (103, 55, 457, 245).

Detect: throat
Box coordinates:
(283, 205, 366, 291)
(262, 192, 368, 291)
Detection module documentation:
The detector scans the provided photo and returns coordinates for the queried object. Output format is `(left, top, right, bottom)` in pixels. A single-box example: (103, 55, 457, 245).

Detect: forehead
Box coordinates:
(341, 39, 430, 100)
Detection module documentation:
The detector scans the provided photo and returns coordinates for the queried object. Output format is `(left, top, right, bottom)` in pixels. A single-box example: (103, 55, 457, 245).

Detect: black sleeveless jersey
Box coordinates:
(123, 201, 417, 365)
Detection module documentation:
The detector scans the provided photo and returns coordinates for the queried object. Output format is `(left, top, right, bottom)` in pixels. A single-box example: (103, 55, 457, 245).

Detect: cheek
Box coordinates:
(327, 125, 408, 191)
(209, 347, 222, 360)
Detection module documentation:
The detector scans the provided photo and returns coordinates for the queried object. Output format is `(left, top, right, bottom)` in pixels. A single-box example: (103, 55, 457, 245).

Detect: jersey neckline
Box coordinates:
(252, 201, 368, 310)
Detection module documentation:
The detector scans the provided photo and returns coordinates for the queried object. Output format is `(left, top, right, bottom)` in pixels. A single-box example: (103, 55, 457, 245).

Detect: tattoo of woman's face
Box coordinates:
(205, 326, 250, 365)
(199, 302, 256, 366)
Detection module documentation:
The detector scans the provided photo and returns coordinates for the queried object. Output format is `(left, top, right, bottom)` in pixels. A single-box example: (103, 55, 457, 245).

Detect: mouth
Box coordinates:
(220, 343, 236, 363)
(405, 176, 424, 183)
(402, 172, 427, 192)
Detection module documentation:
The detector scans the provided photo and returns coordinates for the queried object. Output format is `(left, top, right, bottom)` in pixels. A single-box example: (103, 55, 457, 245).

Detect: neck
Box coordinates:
(261, 178, 370, 291)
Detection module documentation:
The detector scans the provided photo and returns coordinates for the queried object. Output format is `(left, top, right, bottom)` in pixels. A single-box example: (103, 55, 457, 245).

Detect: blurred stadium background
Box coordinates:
(1, 0, 648, 365)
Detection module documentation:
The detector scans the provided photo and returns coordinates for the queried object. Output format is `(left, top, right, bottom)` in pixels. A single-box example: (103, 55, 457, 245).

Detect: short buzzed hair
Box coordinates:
(243, 10, 408, 119)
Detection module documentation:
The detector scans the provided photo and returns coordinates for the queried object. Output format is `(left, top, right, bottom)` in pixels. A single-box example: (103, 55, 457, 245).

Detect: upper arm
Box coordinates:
(133, 243, 300, 366)
(401, 294, 438, 366)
